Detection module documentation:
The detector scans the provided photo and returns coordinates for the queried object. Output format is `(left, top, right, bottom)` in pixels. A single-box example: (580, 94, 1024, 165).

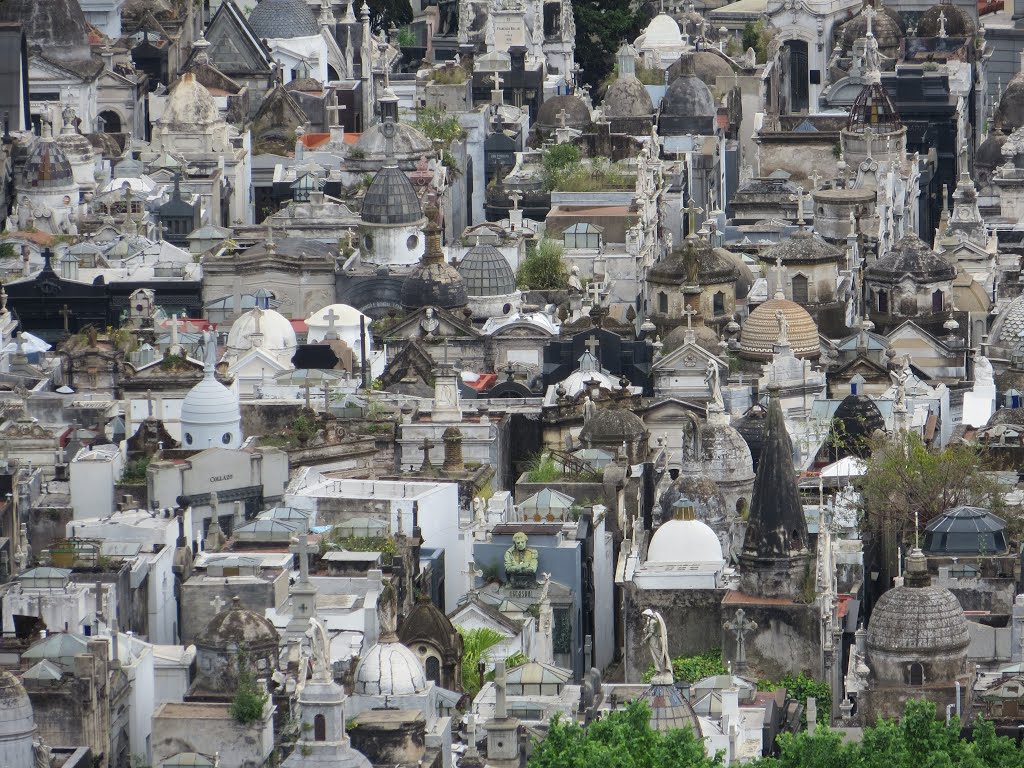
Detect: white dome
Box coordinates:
(226, 307, 297, 358)
(354, 641, 427, 696)
(647, 519, 724, 564)
(641, 13, 683, 47)
(305, 303, 374, 350)
(0, 670, 35, 768)
(181, 374, 242, 449)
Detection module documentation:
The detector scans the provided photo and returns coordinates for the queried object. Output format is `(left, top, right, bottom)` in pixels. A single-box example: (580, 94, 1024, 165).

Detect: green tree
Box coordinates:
(741, 19, 772, 64)
(457, 626, 522, 699)
(859, 431, 1006, 585)
(516, 239, 568, 290)
(230, 664, 269, 725)
(542, 144, 581, 190)
(366, 0, 413, 31)
(573, 0, 653, 91)
(757, 673, 830, 726)
(528, 700, 719, 768)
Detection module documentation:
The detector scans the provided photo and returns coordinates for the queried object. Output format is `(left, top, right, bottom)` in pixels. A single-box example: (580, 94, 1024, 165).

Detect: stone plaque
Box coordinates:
(492, 13, 525, 50)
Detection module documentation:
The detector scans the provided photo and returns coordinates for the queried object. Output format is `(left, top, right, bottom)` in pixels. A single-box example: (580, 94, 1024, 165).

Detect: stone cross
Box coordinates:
(326, 102, 347, 128)
(863, 3, 875, 37)
(584, 335, 600, 355)
(938, 9, 947, 37)
(60, 304, 72, 333)
(490, 72, 503, 91)
(863, 127, 874, 160)
(586, 281, 603, 306)
(210, 594, 227, 613)
(723, 607, 757, 675)
(295, 533, 312, 582)
(682, 305, 698, 329)
(170, 313, 183, 350)
(809, 170, 822, 191)
(509, 189, 522, 210)
(324, 307, 340, 340)
(556, 109, 569, 128)
(683, 198, 704, 235)
(419, 436, 435, 469)
(789, 184, 807, 224)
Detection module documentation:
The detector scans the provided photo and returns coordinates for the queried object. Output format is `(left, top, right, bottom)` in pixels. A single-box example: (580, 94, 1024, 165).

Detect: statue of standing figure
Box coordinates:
(641, 608, 673, 684)
(306, 617, 332, 681)
(704, 358, 723, 410)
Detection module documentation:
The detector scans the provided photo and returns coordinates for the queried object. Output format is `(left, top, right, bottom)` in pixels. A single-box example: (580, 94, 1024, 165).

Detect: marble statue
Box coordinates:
(201, 328, 219, 371)
(33, 736, 51, 768)
(378, 578, 399, 639)
(975, 356, 994, 387)
(704, 358, 723, 410)
(568, 265, 583, 294)
(503, 531, 539, 587)
(306, 617, 332, 680)
(420, 306, 440, 337)
(776, 309, 789, 346)
(641, 608, 673, 684)
(890, 355, 911, 408)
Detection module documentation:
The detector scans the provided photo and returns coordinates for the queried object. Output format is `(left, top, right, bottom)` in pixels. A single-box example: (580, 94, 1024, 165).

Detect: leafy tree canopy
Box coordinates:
(516, 239, 568, 290)
(573, 0, 653, 91)
(367, 0, 413, 32)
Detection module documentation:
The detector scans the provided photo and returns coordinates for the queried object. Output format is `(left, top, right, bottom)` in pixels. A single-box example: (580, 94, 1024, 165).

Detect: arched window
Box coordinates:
(713, 291, 725, 316)
(98, 110, 122, 133)
(658, 292, 668, 314)
(791, 274, 809, 305)
(425, 656, 441, 684)
(877, 290, 889, 314)
(314, 714, 326, 741)
(909, 662, 924, 686)
(932, 290, 943, 314)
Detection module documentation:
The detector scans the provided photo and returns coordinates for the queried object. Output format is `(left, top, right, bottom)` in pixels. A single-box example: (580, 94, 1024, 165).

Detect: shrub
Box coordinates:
(516, 239, 568, 290)
(230, 667, 269, 724)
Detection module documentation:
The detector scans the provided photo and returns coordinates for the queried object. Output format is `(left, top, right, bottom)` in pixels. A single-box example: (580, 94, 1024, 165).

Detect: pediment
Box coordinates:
(652, 341, 726, 374)
(387, 306, 480, 340)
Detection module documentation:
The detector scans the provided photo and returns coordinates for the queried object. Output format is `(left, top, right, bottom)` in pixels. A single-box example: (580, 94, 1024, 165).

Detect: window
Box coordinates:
(791, 274, 809, 305)
(407, 234, 419, 250)
(185, 433, 193, 445)
(909, 662, 924, 686)
(314, 714, 326, 741)
(877, 290, 889, 314)
(658, 292, 668, 314)
(426, 656, 440, 684)
(222, 432, 232, 444)
(713, 291, 725, 316)
(932, 290, 943, 314)
(363, 234, 373, 252)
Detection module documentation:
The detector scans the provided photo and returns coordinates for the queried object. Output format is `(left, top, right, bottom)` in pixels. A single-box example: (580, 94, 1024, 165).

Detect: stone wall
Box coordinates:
(622, 585, 727, 682)
(350, 710, 427, 767)
(180, 574, 287, 645)
(720, 598, 821, 681)
(152, 701, 275, 768)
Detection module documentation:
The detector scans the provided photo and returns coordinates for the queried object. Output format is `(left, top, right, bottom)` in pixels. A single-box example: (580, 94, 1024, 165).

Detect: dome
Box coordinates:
(648, 239, 740, 285)
(579, 407, 647, 445)
(647, 518, 724, 564)
(354, 641, 428, 695)
(603, 77, 656, 118)
(658, 474, 728, 525)
(831, 394, 885, 458)
(401, 260, 467, 311)
(639, 682, 702, 734)
(199, 599, 279, 649)
(976, 132, 1008, 174)
(361, 166, 423, 225)
(641, 13, 684, 48)
(917, 2, 975, 37)
(734, 404, 767, 469)
(398, 594, 462, 654)
(761, 229, 843, 265)
(226, 307, 297, 356)
(836, 6, 905, 57)
(865, 233, 956, 283)
(0, 0, 89, 50)
(537, 94, 592, 129)
(160, 73, 220, 130)
(661, 69, 716, 119)
(181, 376, 241, 427)
(661, 323, 720, 354)
(19, 137, 74, 190)
(997, 72, 1024, 133)
(306, 303, 369, 329)
(667, 51, 735, 88)
(698, 420, 754, 482)
(247, 0, 320, 39)
(847, 81, 902, 134)
(923, 506, 1008, 555)
(56, 120, 95, 166)
(352, 120, 432, 160)
(867, 559, 970, 658)
(739, 298, 819, 360)
(989, 294, 1024, 348)
(457, 242, 517, 296)
(0, 669, 34, 768)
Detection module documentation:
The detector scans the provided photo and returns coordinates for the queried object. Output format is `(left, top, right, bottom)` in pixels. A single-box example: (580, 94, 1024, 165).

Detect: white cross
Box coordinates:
(326, 102, 347, 128)
(210, 594, 227, 613)
(586, 281, 602, 304)
(682, 305, 698, 329)
(491, 72, 503, 91)
(324, 307, 340, 340)
(684, 198, 704, 235)
(938, 9, 947, 37)
(809, 170, 822, 191)
(863, 3, 875, 37)
(584, 335, 600, 355)
(509, 189, 522, 210)
(789, 184, 807, 224)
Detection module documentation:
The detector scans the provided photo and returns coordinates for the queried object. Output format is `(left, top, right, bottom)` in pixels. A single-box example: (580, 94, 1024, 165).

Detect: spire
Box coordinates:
(738, 386, 811, 598)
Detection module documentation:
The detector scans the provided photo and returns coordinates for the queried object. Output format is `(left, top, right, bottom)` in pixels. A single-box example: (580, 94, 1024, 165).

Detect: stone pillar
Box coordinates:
(442, 426, 464, 471)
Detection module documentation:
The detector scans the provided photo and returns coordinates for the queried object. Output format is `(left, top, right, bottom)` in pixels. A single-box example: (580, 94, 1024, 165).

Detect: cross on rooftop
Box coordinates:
(809, 170, 822, 191)
(491, 72, 503, 90)
(584, 335, 600, 355)
(789, 185, 807, 225)
(508, 189, 523, 210)
(683, 198, 703, 235)
(295, 533, 312, 583)
(419, 436, 435, 468)
(863, 3, 875, 37)
(324, 307, 340, 340)
(556, 109, 569, 128)
(326, 102, 347, 128)
(723, 607, 757, 675)
(210, 594, 227, 613)
(938, 9, 947, 37)
(682, 305, 698, 329)
(586, 280, 603, 304)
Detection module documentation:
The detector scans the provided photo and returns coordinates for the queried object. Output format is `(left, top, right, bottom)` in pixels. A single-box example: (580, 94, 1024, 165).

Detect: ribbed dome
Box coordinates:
(761, 229, 843, 265)
(647, 518, 724, 564)
(865, 234, 955, 283)
(658, 474, 728, 524)
(603, 77, 656, 118)
(639, 682, 702, 734)
(739, 298, 819, 360)
(199, 601, 279, 648)
(924, 506, 1007, 555)
(361, 166, 423, 225)
(537, 94, 592, 128)
(226, 307, 297, 356)
(19, 137, 74, 190)
(247, 0, 320, 39)
(56, 121, 95, 166)
(160, 73, 220, 130)
(579, 407, 646, 445)
(181, 376, 241, 426)
(836, 6, 905, 57)
(917, 2, 975, 37)
(398, 594, 462, 654)
(641, 13, 683, 47)
(354, 641, 428, 695)
(0, 669, 35, 768)
(847, 81, 901, 134)
(457, 242, 516, 296)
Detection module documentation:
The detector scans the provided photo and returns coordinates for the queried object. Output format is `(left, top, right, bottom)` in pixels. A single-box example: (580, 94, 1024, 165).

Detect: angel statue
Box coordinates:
(641, 608, 673, 684)
(305, 617, 332, 681)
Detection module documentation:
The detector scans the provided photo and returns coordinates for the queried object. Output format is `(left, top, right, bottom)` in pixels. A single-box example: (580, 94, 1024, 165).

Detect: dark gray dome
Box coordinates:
(865, 234, 955, 283)
(917, 2, 974, 37)
(648, 238, 739, 285)
(924, 506, 1007, 555)
(996, 75, 1024, 133)
(537, 94, 592, 128)
(976, 132, 1008, 173)
(761, 229, 843, 265)
(734, 404, 768, 471)
(661, 61, 715, 119)
(400, 261, 467, 310)
(457, 242, 516, 296)
(579, 407, 646, 445)
(248, 0, 319, 39)
(603, 77, 655, 118)
(836, 6, 905, 58)
(362, 166, 423, 225)
(0, 0, 89, 50)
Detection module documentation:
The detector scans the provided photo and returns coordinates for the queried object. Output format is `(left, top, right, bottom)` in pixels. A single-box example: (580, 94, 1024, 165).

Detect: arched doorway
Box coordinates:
(791, 274, 809, 305)
(314, 714, 326, 741)
(782, 40, 809, 114)
(98, 110, 122, 133)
